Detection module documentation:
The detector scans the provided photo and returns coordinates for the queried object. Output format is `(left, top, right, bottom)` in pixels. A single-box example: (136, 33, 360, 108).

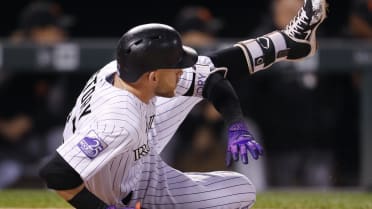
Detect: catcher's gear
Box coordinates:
(226, 121, 264, 166)
(116, 23, 198, 82)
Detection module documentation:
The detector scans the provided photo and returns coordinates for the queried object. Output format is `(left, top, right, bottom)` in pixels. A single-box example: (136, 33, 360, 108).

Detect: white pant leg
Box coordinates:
(129, 154, 256, 209)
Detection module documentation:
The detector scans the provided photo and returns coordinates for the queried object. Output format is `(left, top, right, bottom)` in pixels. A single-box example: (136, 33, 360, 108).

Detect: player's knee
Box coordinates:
(230, 171, 257, 203)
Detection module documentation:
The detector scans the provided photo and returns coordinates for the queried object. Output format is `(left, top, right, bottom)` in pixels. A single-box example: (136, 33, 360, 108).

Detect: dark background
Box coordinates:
(0, 0, 364, 189)
(0, 0, 352, 39)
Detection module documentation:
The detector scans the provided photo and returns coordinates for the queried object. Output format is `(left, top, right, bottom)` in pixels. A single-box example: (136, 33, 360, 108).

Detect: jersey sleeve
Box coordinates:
(174, 67, 194, 96)
(175, 56, 226, 97)
(57, 119, 134, 180)
(152, 96, 202, 153)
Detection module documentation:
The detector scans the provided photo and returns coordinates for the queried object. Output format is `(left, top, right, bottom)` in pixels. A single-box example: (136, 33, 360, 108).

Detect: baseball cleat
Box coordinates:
(282, 0, 327, 59)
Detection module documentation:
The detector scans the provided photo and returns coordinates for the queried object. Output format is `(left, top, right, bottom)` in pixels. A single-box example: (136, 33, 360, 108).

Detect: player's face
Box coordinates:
(154, 69, 183, 97)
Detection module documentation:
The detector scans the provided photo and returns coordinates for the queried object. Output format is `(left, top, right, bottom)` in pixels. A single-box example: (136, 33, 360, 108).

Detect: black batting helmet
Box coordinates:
(116, 23, 198, 82)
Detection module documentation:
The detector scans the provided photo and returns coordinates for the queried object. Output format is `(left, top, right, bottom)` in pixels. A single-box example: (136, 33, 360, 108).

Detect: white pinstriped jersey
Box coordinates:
(57, 58, 256, 208)
(57, 60, 201, 203)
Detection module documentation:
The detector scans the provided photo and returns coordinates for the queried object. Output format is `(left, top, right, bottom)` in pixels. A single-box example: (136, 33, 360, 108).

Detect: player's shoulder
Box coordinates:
(97, 60, 118, 78)
(95, 102, 142, 136)
(96, 91, 143, 121)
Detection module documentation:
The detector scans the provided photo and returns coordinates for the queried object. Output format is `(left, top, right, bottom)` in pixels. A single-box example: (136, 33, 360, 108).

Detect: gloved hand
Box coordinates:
(226, 121, 264, 166)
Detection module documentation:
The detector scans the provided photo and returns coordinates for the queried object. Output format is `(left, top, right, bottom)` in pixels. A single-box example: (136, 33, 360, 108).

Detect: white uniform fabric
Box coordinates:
(57, 58, 256, 209)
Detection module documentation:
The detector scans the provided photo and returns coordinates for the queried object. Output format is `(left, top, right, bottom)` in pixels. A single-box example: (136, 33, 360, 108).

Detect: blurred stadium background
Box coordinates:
(0, 0, 372, 208)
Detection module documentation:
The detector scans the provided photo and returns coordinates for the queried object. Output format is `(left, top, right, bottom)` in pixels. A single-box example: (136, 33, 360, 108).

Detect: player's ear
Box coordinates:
(148, 71, 158, 83)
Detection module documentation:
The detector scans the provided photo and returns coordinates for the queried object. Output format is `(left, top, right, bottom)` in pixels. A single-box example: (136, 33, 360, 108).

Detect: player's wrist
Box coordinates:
(228, 120, 249, 132)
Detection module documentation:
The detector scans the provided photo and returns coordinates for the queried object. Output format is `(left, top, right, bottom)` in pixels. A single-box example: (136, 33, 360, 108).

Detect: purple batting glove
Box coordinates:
(226, 121, 264, 167)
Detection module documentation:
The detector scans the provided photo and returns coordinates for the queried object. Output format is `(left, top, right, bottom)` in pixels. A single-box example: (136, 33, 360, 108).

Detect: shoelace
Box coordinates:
(285, 9, 309, 37)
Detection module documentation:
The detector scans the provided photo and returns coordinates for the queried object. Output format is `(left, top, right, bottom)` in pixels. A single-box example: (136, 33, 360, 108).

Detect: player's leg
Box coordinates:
(181, 171, 256, 209)
(210, 0, 327, 77)
(129, 155, 256, 209)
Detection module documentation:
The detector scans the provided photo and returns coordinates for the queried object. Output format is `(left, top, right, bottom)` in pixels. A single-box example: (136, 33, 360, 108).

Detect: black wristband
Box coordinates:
(68, 187, 108, 209)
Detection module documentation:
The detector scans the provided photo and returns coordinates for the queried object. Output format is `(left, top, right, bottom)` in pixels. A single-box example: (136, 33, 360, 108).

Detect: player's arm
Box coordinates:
(40, 118, 135, 209)
(177, 56, 264, 165)
(176, 55, 250, 127)
(202, 66, 264, 166)
(40, 153, 137, 209)
(177, 56, 246, 126)
(39, 153, 106, 209)
(40, 153, 136, 209)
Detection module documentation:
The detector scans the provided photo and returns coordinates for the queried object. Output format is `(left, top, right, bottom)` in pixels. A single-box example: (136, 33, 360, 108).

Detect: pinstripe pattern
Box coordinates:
(57, 60, 256, 208)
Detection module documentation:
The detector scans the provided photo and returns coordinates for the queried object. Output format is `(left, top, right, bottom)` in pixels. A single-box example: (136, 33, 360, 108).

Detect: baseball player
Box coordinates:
(40, 0, 326, 208)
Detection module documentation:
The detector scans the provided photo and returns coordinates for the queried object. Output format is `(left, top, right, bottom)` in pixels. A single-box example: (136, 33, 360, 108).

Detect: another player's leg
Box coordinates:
(234, 0, 327, 74)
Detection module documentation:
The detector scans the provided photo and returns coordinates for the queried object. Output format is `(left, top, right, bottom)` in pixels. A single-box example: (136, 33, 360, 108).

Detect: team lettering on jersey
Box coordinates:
(133, 114, 155, 161)
(146, 115, 155, 133)
(133, 143, 150, 161)
(196, 73, 207, 95)
(79, 74, 98, 120)
(65, 73, 98, 134)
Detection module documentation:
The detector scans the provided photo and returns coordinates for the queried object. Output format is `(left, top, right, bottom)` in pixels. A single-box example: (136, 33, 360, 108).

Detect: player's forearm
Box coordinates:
(66, 186, 109, 209)
(203, 73, 245, 125)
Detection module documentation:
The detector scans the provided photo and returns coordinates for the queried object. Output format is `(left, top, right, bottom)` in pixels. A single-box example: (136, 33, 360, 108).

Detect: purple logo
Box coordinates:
(77, 137, 107, 159)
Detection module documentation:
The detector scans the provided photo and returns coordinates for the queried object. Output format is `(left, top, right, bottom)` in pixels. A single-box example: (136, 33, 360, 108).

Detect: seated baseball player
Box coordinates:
(40, 0, 326, 208)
